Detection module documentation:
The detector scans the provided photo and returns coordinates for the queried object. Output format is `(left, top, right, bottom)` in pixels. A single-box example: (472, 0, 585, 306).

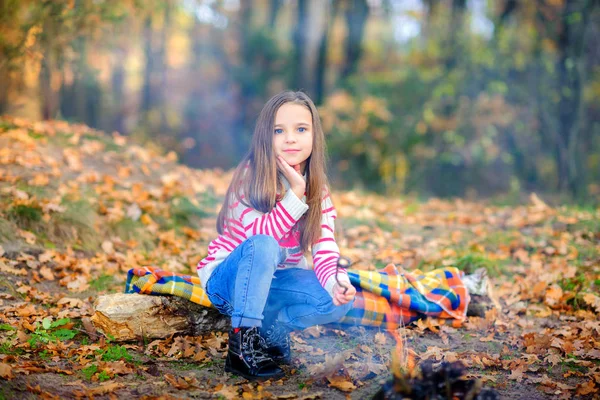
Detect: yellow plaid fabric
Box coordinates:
(125, 264, 469, 329)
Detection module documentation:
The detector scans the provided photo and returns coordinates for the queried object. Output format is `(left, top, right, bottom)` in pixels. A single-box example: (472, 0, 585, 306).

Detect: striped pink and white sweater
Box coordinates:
(196, 175, 349, 298)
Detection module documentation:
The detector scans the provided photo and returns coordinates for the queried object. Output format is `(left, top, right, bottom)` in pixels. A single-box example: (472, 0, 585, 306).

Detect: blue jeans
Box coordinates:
(205, 235, 353, 329)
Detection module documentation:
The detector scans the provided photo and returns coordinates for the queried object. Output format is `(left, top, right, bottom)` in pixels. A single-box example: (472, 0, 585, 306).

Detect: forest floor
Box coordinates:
(0, 117, 598, 399)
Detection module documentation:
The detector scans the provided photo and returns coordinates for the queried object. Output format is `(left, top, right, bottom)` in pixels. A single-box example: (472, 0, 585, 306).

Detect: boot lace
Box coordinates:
(241, 327, 272, 368)
(264, 324, 289, 347)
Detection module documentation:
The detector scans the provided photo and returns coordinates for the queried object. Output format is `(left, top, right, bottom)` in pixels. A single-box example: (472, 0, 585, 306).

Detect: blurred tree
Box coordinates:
(141, 0, 171, 134)
(315, 0, 340, 104)
(1, 0, 599, 202)
(293, 0, 308, 91)
(341, 0, 369, 81)
(554, 0, 594, 198)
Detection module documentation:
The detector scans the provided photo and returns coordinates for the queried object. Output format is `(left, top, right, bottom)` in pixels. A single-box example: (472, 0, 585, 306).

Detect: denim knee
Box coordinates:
(247, 235, 283, 271)
(246, 235, 282, 266)
(316, 296, 354, 321)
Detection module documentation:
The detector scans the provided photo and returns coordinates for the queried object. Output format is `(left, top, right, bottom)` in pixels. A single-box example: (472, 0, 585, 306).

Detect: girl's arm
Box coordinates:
(312, 191, 351, 297)
(240, 189, 309, 240)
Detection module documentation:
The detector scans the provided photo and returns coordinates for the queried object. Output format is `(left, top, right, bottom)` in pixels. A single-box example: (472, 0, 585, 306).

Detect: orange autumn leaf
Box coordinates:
(544, 285, 563, 307)
(576, 380, 598, 396)
(327, 375, 357, 392)
(0, 363, 14, 379)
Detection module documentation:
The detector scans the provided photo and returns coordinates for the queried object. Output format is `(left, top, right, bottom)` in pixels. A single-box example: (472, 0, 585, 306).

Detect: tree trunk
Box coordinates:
(315, 0, 340, 104)
(340, 0, 369, 81)
(269, 0, 282, 29)
(157, 2, 170, 133)
(141, 16, 154, 114)
(39, 54, 59, 120)
(233, 1, 254, 159)
(555, 0, 594, 197)
(0, 61, 9, 115)
(492, 0, 517, 42)
(444, 0, 466, 70)
(91, 293, 229, 342)
(111, 45, 126, 135)
(293, 0, 308, 90)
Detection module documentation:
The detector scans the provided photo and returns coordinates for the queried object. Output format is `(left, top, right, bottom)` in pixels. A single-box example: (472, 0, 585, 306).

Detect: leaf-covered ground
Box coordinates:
(0, 117, 598, 399)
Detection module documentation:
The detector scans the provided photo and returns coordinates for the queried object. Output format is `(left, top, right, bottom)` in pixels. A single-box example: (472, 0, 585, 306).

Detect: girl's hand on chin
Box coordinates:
(276, 155, 306, 199)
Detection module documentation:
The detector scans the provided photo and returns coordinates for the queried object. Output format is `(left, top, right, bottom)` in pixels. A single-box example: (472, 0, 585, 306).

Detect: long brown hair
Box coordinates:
(216, 91, 330, 253)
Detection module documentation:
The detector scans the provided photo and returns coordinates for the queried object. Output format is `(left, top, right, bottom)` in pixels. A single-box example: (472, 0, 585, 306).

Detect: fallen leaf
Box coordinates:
(16, 304, 38, 317)
(374, 332, 387, 345)
(81, 317, 99, 341)
(164, 373, 191, 389)
(327, 375, 356, 392)
(39, 266, 55, 281)
(508, 366, 524, 382)
(66, 276, 90, 292)
(86, 382, 124, 396)
(576, 380, 598, 396)
(544, 285, 563, 308)
(101, 240, 115, 254)
(18, 230, 36, 244)
(0, 363, 14, 379)
(214, 384, 239, 400)
(57, 297, 85, 308)
(582, 293, 600, 313)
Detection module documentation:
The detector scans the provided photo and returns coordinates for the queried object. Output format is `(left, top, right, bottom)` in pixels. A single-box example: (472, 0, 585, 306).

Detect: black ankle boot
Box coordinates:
(225, 327, 284, 380)
(260, 323, 292, 365)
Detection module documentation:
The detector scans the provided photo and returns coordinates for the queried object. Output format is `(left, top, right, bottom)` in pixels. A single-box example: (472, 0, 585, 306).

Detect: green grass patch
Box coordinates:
(27, 318, 76, 348)
(0, 342, 24, 356)
(28, 131, 46, 140)
(0, 324, 15, 331)
(38, 350, 51, 360)
(479, 231, 519, 249)
(5, 196, 100, 250)
(82, 364, 98, 381)
(0, 217, 18, 242)
(0, 120, 18, 131)
(7, 204, 43, 229)
(559, 274, 586, 293)
(170, 196, 210, 228)
(454, 253, 505, 277)
(376, 219, 395, 232)
(82, 133, 122, 152)
(108, 218, 156, 251)
(198, 191, 222, 212)
(575, 243, 600, 263)
(340, 217, 371, 230)
(48, 198, 98, 249)
(98, 370, 112, 381)
(96, 344, 133, 362)
(404, 203, 420, 215)
(15, 181, 51, 198)
(90, 274, 116, 292)
(53, 132, 77, 148)
(172, 362, 201, 371)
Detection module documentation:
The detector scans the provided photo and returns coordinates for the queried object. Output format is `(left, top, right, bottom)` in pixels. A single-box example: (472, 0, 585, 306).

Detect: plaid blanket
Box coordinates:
(125, 264, 469, 330)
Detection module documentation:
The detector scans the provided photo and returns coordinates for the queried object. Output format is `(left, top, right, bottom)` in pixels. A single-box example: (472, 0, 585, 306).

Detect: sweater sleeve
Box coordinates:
(312, 190, 350, 297)
(241, 189, 309, 241)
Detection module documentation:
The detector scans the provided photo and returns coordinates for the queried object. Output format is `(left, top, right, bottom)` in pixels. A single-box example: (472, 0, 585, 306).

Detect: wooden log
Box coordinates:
(91, 293, 229, 342)
(91, 288, 496, 342)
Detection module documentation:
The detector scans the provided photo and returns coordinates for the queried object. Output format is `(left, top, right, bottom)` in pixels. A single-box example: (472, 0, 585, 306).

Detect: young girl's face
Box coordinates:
(273, 103, 313, 174)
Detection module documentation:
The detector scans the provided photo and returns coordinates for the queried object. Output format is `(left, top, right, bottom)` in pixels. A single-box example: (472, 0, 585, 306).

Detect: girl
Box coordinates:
(197, 91, 356, 380)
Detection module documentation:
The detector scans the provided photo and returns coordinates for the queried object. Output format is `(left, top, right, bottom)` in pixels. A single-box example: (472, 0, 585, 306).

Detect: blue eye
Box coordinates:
(298, 127, 306, 133)
(274, 128, 283, 134)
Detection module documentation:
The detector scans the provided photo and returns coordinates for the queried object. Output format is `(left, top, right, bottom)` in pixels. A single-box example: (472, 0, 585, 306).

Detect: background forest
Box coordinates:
(1, 0, 599, 202)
